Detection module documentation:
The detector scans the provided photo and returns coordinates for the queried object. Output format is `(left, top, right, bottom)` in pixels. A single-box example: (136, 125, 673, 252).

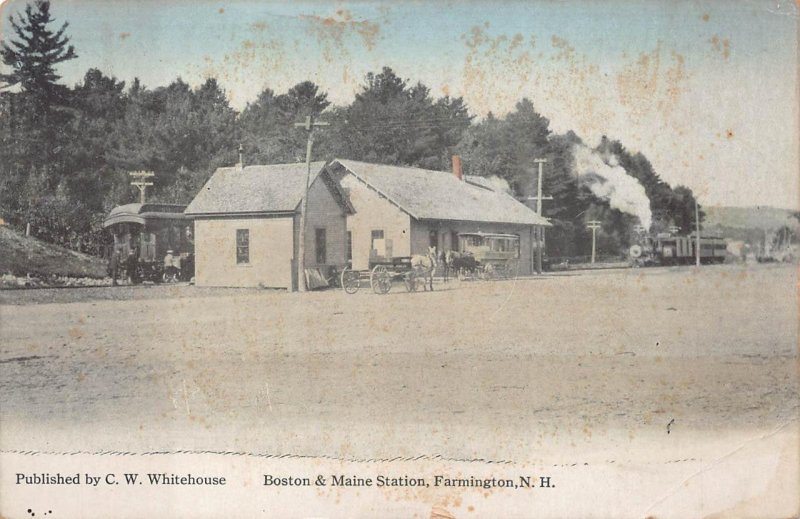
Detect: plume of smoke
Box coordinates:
(571, 144, 652, 230)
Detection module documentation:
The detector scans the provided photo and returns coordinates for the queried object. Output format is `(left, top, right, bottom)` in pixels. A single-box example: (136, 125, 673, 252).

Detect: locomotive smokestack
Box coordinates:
(452, 155, 463, 181)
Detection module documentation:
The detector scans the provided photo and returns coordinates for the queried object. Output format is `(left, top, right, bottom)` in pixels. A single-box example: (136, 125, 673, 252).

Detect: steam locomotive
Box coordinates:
(629, 232, 727, 266)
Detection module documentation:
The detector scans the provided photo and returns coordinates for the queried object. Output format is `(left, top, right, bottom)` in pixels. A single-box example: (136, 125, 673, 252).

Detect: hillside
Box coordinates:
(0, 226, 108, 279)
(704, 206, 798, 230)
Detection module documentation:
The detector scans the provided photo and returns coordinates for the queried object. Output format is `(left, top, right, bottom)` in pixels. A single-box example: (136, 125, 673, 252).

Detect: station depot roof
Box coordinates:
(184, 161, 353, 216)
(329, 159, 551, 227)
(103, 203, 189, 228)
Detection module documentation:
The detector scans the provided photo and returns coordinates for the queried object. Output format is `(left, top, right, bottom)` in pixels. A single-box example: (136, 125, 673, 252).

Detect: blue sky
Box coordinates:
(1, 0, 797, 209)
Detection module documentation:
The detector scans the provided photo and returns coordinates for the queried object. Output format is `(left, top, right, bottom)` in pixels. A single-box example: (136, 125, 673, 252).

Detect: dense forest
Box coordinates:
(0, 1, 702, 259)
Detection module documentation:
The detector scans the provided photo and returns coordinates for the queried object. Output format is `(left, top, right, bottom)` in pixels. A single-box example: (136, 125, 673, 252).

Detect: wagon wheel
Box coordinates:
(503, 259, 519, 279)
(370, 265, 392, 294)
(341, 267, 360, 294)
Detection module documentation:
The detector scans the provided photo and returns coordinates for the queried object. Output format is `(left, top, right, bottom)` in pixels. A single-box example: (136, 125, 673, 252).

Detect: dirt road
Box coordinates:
(1, 264, 797, 517)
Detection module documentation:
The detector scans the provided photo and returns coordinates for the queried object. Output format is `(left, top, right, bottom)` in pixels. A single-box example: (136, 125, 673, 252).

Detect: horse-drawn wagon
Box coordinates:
(448, 232, 520, 280)
(340, 247, 437, 295)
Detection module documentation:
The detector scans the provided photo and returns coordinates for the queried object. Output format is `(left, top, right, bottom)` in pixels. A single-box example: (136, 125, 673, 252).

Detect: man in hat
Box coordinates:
(163, 250, 178, 282)
(108, 248, 121, 286)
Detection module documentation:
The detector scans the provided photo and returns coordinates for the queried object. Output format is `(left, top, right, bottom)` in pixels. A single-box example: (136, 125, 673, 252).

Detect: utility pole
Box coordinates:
(294, 115, 329, 292)
(526, 158, 553, 274)
(587, 220, 601, 264)
(129, 171, 155, 204)
(695, 197, 701, 267)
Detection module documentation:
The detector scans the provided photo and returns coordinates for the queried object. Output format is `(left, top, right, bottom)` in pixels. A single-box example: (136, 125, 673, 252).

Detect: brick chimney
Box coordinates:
(452, 155, 463, 181)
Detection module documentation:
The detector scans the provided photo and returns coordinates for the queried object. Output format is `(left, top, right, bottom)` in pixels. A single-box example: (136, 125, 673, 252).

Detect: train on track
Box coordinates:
(629, 232, 727, 266)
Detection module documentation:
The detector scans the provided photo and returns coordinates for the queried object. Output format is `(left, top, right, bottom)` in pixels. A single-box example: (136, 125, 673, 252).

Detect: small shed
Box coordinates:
(185, 162, 353, 289)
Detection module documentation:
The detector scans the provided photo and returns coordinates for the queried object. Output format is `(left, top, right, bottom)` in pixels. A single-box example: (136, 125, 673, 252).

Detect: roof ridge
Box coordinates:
(335, 158, 453, 177)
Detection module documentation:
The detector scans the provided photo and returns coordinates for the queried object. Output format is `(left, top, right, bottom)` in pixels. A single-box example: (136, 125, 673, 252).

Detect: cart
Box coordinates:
(340, 257, 428, 295)
(457, 232, 520, 280)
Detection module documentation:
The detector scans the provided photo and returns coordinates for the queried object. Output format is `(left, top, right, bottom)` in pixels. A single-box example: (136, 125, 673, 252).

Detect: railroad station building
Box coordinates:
(185, 158, 550, 288)
(185, 162, 353, 289)
(325, 158, 551, 276)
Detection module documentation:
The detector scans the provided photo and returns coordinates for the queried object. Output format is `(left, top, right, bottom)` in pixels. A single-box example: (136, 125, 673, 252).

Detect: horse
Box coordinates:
(409, 246, 437, 291)
(447, 250, 479, 280)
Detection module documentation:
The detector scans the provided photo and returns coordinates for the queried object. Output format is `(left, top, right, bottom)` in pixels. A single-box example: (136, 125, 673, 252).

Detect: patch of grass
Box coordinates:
(0, 226, 107, 279)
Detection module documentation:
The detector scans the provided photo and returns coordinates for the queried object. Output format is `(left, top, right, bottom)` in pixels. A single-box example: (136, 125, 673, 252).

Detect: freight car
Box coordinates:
(629, 232, 726, 266)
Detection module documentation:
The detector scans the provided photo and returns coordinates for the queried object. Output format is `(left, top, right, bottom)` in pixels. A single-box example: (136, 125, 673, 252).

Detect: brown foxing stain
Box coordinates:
(544, 34, 607, 135)
(709, 35, 731, 59)
(119, 32, 130, 40)
(218, 7, 224, 14)
(196, 31, 286, 87)
(460, 25, 538, 116)
(702, 13, 710, 22)
(68, 327, 83, 339)
(616, 43, 688, 124)
(299, 9, 382, 63)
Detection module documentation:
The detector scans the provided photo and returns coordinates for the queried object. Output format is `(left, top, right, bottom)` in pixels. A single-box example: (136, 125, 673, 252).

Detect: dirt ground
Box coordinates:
(1, 264, 798, 518)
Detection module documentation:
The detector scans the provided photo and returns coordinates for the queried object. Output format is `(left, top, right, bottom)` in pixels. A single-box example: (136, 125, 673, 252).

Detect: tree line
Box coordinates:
(1, 1, 702, 259)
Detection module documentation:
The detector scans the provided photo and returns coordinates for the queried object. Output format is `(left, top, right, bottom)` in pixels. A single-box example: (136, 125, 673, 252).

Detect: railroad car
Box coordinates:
(103, 203, 194, 282)
(629, 232, 726, 266)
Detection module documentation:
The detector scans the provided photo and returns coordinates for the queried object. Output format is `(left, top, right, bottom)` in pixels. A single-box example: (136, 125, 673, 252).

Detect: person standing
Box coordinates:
(109, 248, 120, 286)
(126, 250, 138, 285)
(163, 250, 178, 282)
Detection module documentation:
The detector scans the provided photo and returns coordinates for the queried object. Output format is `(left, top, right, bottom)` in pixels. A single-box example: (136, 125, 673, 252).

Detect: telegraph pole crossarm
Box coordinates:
(587, 220, 601, 264)
(294, 116, 329, 292)
(129, 171, 155, 204)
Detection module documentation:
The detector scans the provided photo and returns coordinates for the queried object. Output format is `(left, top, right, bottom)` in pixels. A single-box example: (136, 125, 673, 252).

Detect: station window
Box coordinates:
(371, 230, 385, 257)
(371, 230, 384, 248)
(236, 229, 249, 264)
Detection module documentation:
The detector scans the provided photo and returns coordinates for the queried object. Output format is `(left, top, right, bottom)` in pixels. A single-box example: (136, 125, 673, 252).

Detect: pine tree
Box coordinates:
(0, 0, 78, 230)
(1, 0, 77, 101)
